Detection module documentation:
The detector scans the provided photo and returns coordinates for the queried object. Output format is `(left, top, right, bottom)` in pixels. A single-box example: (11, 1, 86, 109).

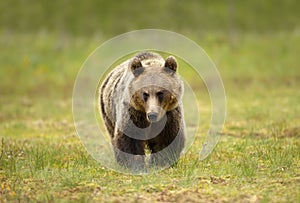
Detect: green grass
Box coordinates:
(0, 30, 300, 202)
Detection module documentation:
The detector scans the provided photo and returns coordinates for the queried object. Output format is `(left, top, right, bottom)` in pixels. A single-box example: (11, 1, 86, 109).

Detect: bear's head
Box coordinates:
(128, 54, 183, 123)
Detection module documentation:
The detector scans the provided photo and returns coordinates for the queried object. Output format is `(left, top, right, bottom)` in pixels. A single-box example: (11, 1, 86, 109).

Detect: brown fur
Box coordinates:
(99, 52, 185, 170)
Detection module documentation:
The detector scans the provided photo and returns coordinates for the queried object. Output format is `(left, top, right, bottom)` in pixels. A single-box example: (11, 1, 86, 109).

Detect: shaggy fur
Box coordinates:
(99, 52, 185, 170)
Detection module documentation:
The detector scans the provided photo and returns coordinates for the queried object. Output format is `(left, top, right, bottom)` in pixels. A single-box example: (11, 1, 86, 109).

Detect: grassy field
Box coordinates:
(0, 30, 299, 202)
(1, 1, 300, 201)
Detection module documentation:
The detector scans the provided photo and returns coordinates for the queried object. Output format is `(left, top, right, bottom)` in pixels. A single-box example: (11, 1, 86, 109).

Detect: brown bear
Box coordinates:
(99, 52, 185, 171)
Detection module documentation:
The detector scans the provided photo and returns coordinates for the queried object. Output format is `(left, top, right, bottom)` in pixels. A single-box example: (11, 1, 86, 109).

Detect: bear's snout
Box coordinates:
(147, 112, 159, 122)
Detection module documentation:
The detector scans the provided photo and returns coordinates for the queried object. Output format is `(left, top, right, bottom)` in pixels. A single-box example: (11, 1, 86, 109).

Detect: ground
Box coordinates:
(0, 31, 299, 202)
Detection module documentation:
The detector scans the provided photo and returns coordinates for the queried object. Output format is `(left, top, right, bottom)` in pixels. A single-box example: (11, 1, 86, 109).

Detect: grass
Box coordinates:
(0, 30, 300, 202)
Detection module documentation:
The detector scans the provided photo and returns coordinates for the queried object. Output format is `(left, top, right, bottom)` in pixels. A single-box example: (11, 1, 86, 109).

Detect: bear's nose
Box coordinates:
(147, 112, 158, 122)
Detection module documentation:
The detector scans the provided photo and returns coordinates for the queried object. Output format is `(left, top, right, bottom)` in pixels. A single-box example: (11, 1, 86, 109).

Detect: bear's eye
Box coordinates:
(142, 92, 149, 101)
(156, 91, 164, 101)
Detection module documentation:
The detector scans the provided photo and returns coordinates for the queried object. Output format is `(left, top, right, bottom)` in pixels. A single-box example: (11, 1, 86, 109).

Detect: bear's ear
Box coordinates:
(130, 57, 143, 77)
(164, 56, 177, 74)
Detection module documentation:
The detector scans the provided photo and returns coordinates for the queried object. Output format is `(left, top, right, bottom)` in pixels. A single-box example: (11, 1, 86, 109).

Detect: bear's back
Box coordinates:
(99, 61, 128, 136)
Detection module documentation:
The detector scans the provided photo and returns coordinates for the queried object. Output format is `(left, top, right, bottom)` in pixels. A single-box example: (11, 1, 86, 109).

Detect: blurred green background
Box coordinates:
(1, 0, 299, 98)
(1, 0, 299, 34)
(1, 1, 300, 202)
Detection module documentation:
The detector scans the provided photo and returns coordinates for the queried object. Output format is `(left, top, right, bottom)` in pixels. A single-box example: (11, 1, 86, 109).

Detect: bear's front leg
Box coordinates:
(112, 129, 145, 172)
(148, 128, 185, 168)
